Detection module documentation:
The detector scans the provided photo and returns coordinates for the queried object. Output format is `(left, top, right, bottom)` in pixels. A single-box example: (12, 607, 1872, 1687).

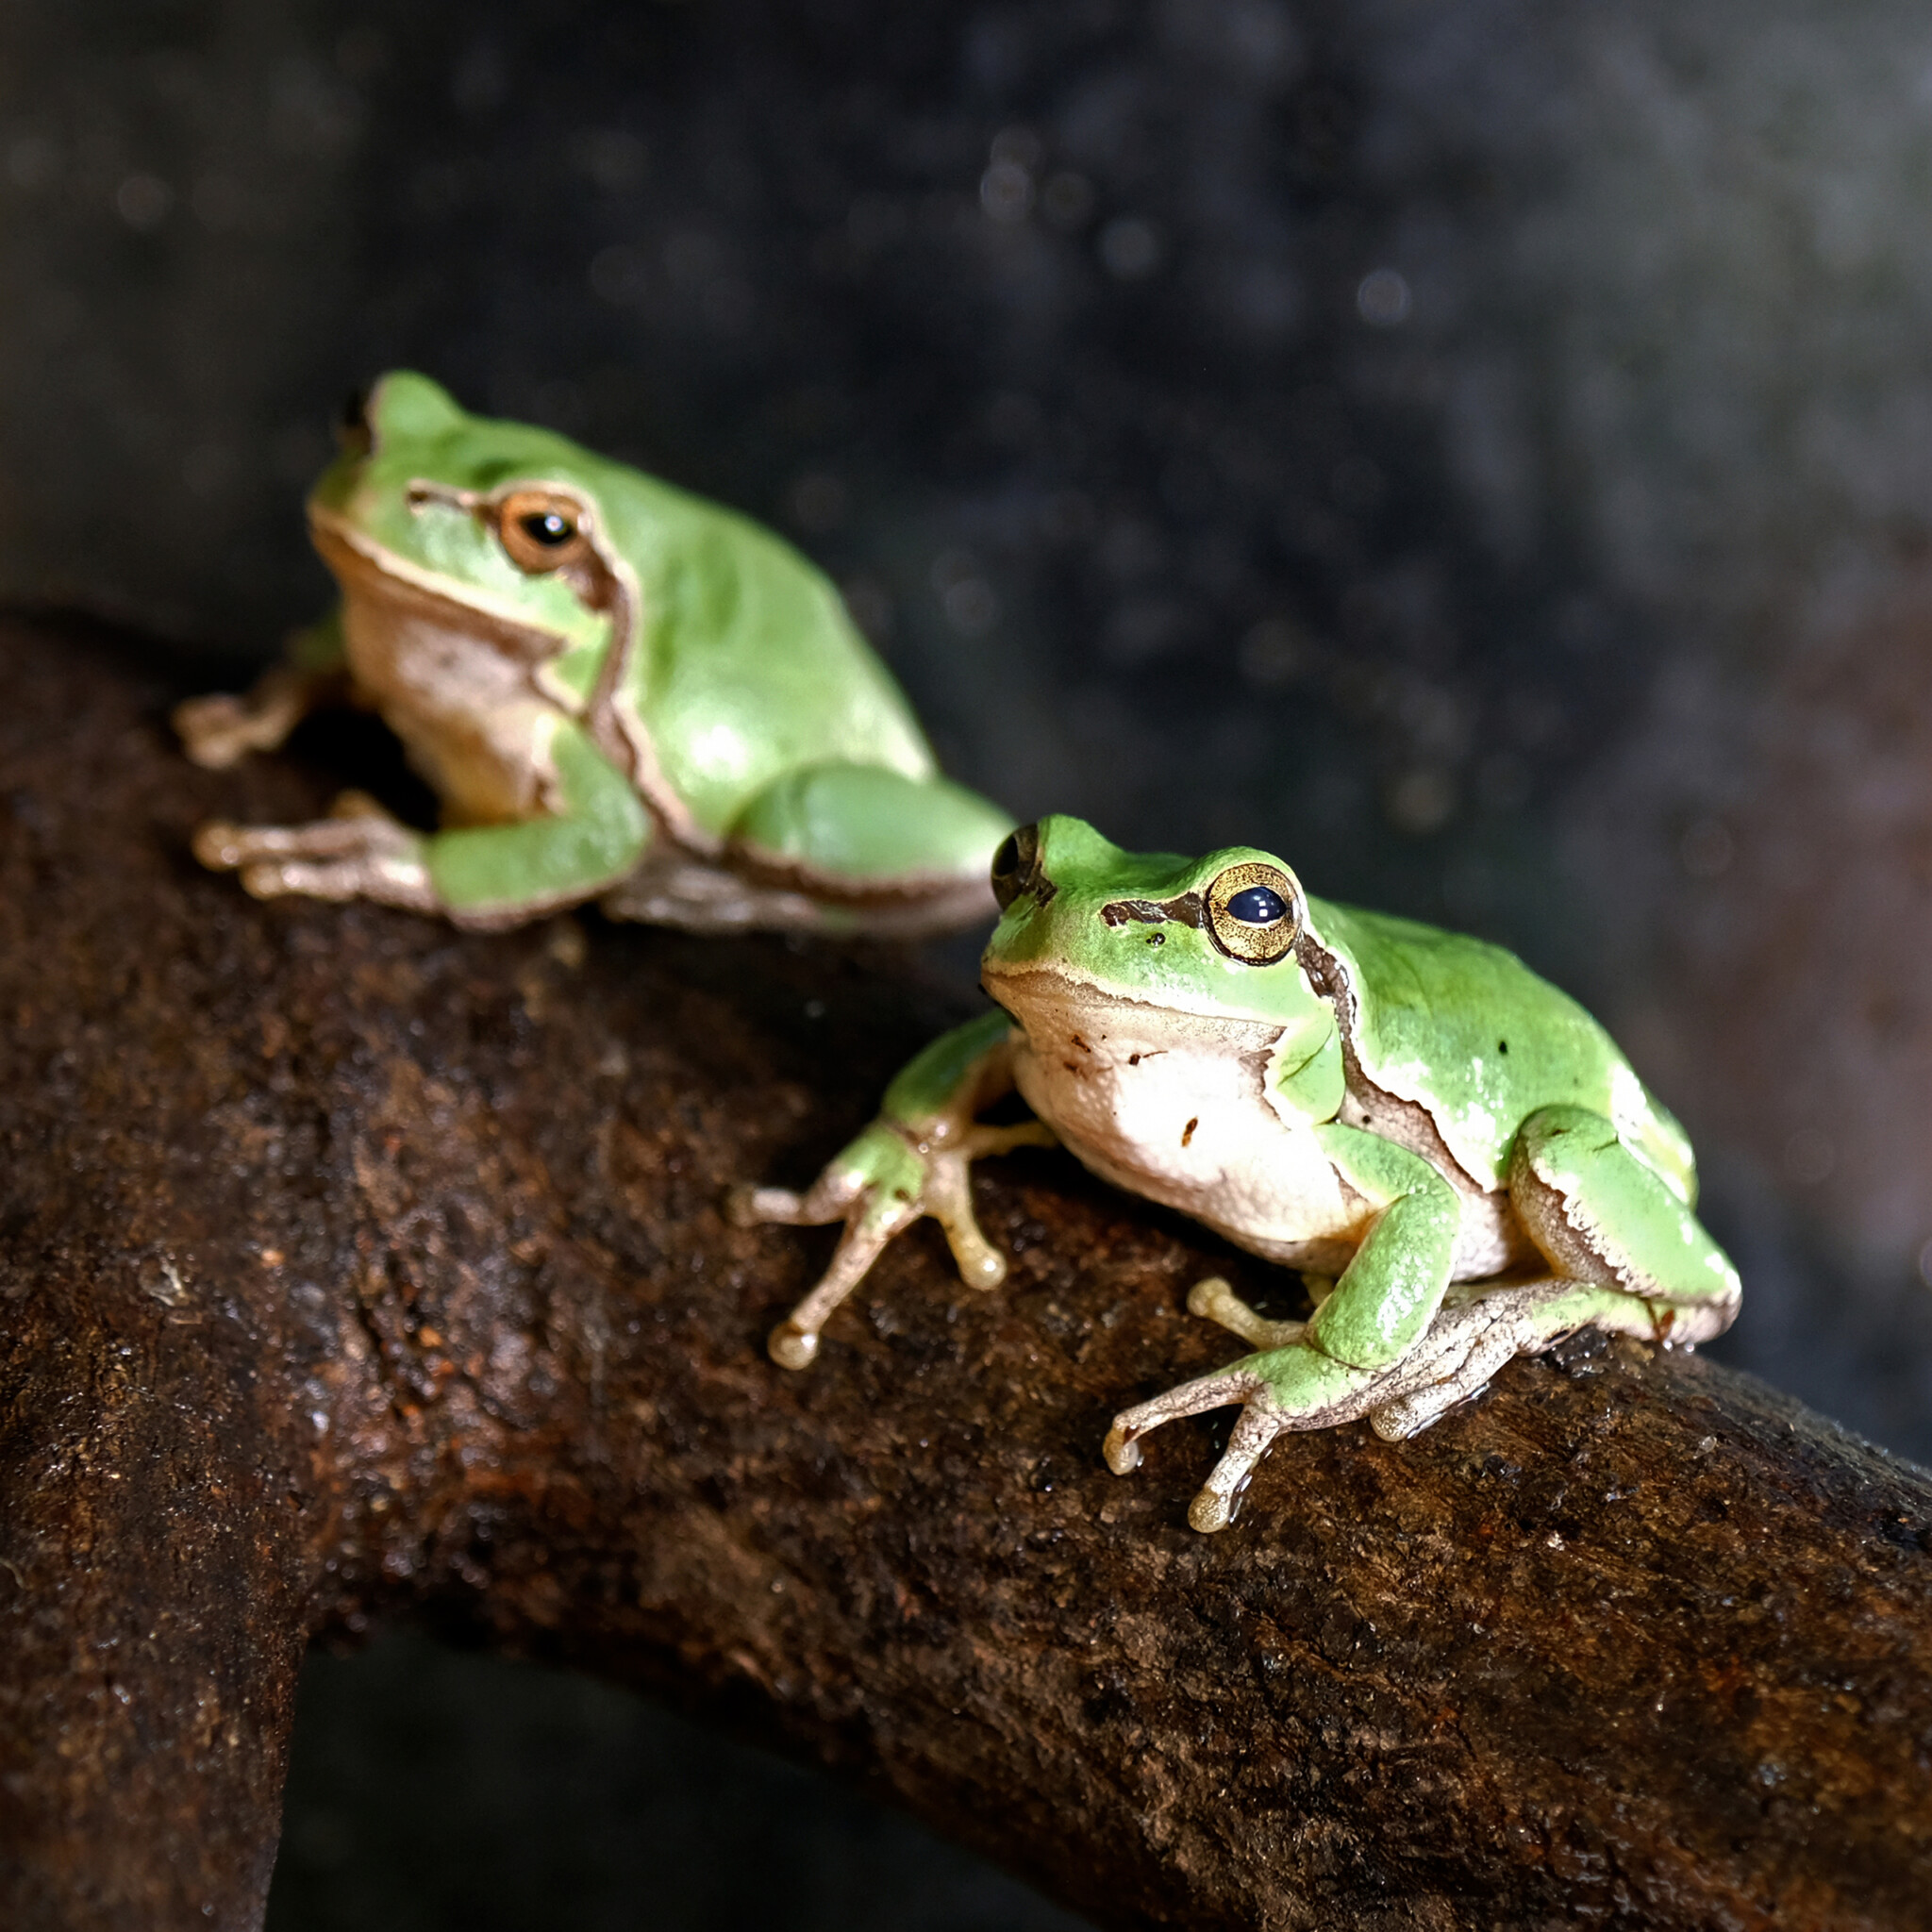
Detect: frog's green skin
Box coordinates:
(734, 814, 1740, 1532)
(175, 372, 1011, 934)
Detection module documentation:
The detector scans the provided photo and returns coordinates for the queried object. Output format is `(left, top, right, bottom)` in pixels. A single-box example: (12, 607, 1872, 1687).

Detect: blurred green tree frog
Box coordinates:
(176, 372, 1011, 934)
(735, 815, 1740, 1531)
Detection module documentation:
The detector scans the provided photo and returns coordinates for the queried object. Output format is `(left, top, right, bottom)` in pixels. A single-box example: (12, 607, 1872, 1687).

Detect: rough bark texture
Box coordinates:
(4, 615, 1931, 1932)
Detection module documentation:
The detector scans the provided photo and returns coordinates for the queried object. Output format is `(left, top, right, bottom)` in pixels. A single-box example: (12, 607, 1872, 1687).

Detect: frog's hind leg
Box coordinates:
(1367, 1108, 1743, 1442)
(1103, 1367, 1296, 1532)
(1108, 1280, 1314, 1533)
(725, 763, 1014, 935)
(1109, 1127, 1466, 1530)
(1508, 1105, 1741, 1341)
(1364, 1279, 1651, 1441)
(1104, 1341, 1388, 1531)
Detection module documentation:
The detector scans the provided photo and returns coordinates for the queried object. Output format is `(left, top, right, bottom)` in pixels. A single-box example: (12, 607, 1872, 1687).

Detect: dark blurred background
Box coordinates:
(7, 1, 1932, 1925)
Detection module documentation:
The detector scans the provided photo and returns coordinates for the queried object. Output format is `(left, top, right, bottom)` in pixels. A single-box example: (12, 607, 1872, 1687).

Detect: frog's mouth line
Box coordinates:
(308, 508, 580, 663)
(979, 957, 1297, 1030)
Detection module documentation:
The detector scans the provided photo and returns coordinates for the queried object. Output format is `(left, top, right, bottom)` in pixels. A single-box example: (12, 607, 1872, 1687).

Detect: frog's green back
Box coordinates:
(1306, 896, 1695, 1198)
(342, 374, 939, 840)
(592, 473, 938, 835)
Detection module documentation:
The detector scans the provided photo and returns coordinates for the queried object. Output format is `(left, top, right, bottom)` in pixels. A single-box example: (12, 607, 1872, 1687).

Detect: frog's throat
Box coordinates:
(991, 939, 1513, 1221)
(308, 504, 704, 854)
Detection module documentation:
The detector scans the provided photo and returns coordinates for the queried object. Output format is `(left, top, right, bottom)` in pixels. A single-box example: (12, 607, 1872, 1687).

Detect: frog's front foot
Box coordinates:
(192, 792, 438, 912)
(728, 1142, 936, 1370)
(731, 1114, 1053, 1369)
(173, 665, 333, 770)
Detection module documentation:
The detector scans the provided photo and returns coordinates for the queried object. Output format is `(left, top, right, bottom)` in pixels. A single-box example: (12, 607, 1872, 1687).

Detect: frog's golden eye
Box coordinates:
(1203, 859, 1302, 965)
(991, 822, 1041, 912)
(496, 490, 593, 574)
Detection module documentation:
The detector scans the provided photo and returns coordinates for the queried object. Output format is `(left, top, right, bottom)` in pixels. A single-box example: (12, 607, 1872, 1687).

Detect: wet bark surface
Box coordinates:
(4, 615, 1931, 1932)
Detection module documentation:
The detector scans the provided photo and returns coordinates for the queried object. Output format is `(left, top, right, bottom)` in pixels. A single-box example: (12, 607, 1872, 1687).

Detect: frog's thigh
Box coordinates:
(728, 763, 1011, 890)
(1303, 1124, 1463, 1371)
(1368, 1279, 1656, 1441)
(1509, 1106, 1741, 1322)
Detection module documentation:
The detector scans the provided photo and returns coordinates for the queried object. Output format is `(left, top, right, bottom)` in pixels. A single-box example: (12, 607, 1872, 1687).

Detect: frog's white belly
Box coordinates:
(996, 972, 1360, 1262)
(993, 968, 1532, 1281)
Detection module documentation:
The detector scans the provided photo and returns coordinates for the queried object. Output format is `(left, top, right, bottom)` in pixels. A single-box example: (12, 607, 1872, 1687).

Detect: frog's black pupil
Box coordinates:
(991, 832, 1020, 882)
(521, 510, 574, 546)
(1226, 885, 1287, 925)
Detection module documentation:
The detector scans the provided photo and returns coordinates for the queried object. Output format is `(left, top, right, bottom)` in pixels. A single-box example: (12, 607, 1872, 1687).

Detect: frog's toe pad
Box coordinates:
(191, 820, 250, 872)
(1188, 1403, 1292, 1531)
(958, 1244, 1007, 1291)
(1369, 1381, 1480, 1441)
(174, 696, 255, 770)
(1188, 1489, 1240, 1534)
(1104, 1369, 1270, 1477)
(728, 1184, 799, 1228)
(768, 1320, 820, 1370)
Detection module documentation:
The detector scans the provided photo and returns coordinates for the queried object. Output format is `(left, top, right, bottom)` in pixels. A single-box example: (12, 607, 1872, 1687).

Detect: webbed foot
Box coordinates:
(1107, 1278, 1688, 1530)
(732, 1116, 1053, 1368)
(1105, 1342, 1369, 1531)
(173, 663, 341, 770)
(192, 791, 437, 911)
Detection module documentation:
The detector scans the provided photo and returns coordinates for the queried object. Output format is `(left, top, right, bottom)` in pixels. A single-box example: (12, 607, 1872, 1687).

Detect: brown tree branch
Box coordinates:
(4, 616, 1931, 1931)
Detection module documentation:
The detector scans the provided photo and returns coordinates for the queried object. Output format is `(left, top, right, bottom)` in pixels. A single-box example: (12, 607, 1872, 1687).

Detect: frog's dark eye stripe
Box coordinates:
(1203, 860, 1302, 965)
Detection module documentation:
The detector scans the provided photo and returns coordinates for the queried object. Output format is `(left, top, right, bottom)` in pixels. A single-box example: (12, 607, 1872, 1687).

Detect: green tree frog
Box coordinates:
(175, 372, 1012, 934)
(735, 815, 1741, 1531)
